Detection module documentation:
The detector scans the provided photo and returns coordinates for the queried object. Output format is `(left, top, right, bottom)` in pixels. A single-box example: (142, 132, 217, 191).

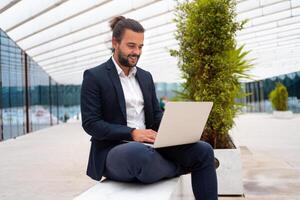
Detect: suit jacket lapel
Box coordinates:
(106, 58, 127, 121)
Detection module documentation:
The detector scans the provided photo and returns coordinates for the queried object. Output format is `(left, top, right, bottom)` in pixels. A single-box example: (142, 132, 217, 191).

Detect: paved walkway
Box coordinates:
(0, 122, 95, 200)
(0, 113, 299, 200)
(230, 113, 300, 200)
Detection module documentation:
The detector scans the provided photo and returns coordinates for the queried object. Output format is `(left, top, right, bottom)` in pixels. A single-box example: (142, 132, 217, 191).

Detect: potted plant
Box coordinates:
(269, 82, 293, 118)
(170, 0, 252, 195)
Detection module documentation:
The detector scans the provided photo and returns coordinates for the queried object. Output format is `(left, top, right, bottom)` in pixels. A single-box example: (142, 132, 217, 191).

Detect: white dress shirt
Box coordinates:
(112, 56, 146, 129)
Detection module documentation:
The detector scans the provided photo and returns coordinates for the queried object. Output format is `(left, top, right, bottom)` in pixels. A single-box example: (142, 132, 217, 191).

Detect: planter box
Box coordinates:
(214, 149, 243, 195)
(273, 110, 293, 119)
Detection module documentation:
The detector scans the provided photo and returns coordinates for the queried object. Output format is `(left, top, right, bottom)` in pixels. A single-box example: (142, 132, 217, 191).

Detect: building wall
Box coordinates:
(0, 29, 80, 141)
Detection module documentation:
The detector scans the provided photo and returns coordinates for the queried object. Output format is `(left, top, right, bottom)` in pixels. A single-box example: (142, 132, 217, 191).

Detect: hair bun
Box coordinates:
(109, 16, 125, 30)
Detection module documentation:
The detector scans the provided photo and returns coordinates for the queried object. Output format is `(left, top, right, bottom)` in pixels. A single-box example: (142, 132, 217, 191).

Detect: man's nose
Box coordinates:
(132, 47, 141, 55)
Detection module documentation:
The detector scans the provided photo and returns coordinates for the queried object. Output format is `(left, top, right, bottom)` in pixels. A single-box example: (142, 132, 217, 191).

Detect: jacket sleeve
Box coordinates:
(149, 73, 163, 131)
(80, 70, 134, 141)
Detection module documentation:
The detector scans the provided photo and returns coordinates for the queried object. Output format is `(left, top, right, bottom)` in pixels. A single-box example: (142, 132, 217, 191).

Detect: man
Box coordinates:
(81, 16, 218, 200)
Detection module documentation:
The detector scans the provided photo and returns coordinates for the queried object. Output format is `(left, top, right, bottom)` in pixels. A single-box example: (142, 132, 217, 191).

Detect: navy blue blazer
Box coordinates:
(81, 58, 163, 181)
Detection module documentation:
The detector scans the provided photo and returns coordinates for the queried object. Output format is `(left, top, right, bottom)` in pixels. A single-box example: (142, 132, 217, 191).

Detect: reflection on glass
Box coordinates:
(1, 30, 24, 140)
(0, 29, 81, 142)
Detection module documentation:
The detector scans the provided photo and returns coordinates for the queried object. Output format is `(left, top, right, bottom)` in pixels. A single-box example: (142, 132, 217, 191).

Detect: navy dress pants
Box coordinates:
(104, 141, 218, 200)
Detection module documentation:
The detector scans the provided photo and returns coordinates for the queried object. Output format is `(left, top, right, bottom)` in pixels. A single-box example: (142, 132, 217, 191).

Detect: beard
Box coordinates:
(117, 49, 140, 68)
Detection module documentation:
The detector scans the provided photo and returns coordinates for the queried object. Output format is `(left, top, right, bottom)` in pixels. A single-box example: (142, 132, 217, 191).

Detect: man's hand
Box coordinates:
(131, 129, 157, 143)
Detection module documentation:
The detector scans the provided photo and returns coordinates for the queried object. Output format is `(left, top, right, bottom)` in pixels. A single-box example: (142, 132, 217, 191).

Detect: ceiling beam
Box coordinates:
(0, 0, 21, 14)
(5, 0, 70, 32)
(15, 0, 162, 43)
(30, 20, 174, 58)
(15, 0, 113, 42)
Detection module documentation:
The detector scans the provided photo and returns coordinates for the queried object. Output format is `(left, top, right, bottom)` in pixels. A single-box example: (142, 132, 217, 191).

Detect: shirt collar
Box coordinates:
(111, 56, 137, 78)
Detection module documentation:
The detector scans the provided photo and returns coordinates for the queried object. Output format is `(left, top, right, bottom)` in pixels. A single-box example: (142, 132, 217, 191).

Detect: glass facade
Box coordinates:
(243, 72, 300, 113)
(0, 29, 81, 141)
(28, 57, 51, 131)
(155, 76, 300, 114)
(0, 30, 25, 140)
(155, 82, 182, 100)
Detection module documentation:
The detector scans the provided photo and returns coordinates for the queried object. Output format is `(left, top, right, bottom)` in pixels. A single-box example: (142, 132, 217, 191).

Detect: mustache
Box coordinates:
(128, 54, 140, 58)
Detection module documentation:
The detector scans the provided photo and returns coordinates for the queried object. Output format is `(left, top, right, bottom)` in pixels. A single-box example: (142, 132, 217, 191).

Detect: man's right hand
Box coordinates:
(131, 129, 157, 143)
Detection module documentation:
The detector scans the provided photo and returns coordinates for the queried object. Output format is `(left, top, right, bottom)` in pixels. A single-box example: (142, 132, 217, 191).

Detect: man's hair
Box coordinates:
(109, 16, 145, 43)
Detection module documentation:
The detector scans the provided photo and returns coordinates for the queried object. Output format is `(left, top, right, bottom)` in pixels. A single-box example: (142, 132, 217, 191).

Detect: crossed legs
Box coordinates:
(104, 141, 218, 200)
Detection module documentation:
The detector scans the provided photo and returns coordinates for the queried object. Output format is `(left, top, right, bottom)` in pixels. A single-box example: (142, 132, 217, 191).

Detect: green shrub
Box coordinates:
(171, 0, 252, 148)
(269, 83, 288, 111)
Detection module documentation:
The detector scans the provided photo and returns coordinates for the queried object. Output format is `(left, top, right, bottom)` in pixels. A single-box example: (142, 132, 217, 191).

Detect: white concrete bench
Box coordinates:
(73, 177, 184, 200)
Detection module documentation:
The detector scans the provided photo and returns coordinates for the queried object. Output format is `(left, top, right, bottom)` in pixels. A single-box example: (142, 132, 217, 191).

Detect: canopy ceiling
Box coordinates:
(1, 0, 300, 84)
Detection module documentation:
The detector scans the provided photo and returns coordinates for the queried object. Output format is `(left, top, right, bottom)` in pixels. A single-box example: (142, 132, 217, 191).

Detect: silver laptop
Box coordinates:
(145, 101, 213, 148)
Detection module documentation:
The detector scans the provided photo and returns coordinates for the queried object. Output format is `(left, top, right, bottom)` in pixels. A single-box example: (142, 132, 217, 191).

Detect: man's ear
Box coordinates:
(112, 37, 119, 50)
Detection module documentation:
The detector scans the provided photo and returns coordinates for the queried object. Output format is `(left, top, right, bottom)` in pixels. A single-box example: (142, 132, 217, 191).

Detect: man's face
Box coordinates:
(113, 29, 144, 68)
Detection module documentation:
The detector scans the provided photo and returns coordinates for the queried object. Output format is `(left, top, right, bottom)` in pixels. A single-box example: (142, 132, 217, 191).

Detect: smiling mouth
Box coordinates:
(129, 56, 138, 62)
